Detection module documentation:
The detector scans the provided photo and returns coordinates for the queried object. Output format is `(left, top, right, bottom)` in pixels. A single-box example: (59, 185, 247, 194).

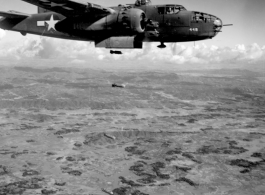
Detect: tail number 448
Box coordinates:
(189, 28, 198, 31)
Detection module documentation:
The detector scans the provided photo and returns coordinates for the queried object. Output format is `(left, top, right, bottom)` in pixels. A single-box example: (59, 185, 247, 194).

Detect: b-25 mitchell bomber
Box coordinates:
(0, 0, 231, 54)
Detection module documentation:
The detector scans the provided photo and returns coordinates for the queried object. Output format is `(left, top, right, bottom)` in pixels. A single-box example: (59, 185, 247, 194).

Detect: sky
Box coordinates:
(0, 0, 265, 71)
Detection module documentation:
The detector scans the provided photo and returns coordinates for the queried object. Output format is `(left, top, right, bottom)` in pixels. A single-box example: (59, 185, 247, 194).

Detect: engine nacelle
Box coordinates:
(55, 8, 147, 35)
(117, 8, 146, 33)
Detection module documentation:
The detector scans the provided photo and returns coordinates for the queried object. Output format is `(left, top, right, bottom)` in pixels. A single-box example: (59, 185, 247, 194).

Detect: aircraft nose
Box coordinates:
(214, 19, 222, 27)
(213, 17, 223, 35)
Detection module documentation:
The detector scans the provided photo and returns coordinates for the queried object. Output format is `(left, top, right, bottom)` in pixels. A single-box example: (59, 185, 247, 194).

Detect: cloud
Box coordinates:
(0, 36, 264, 69)
(0, 29, 6, 39)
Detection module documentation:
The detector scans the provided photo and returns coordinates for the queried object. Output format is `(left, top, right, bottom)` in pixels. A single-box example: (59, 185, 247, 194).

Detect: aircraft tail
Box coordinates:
(0, 11, 29, 30)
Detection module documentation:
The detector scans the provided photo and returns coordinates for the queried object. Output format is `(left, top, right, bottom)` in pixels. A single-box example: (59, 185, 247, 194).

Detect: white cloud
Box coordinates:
(0, 29, 6, 39)
(0, 36, 265, 68)
(70, 59, 86, 64)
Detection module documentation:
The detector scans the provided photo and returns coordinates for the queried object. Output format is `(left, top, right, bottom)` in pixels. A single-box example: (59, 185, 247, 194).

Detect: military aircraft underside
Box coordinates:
(0, 0, 231, 54)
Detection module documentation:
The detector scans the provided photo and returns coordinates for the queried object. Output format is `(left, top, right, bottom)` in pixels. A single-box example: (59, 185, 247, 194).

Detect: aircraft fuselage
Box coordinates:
(0, 3, 223, 48)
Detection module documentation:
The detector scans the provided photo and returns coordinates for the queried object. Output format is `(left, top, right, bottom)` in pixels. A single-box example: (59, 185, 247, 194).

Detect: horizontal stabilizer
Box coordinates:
(0, 10, 29, 19)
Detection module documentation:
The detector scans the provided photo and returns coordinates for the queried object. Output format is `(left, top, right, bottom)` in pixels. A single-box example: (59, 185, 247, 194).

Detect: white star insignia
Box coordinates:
(46, 15, 60, 31)
(37, 15, 60, 31)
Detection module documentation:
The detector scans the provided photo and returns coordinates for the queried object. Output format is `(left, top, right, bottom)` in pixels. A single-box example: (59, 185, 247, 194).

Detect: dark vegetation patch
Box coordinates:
(119, 176, 144, 187)
(129, 162, 146, 174)
(200, 127, 214, 132)
(245, 123, 259, 128)
(242, 138, 251, 142)
(54, 182, 66, 186)
(175, 177, 198, 186)
(0, 165, 9, 175)
(151, 162, 166, 169)
(136, 178, 156, 184)
(229, 159, 261, 169)
(11, 150, 29, 159)
(129, 160, 171, 182)
(182, 153, 201, 163)
(178, 123, 186, 126)
(0, 178, 44, 195)
(156, 173, 170, 179)
(165, 157, 178, 162)
(187, 119, 197, 123)
(109, 187, 149, 195)
(111, 187, 131, 195)
(26, 140, 35, 143)
(65, 156, 76, 162)
(41, 189, 57, 194)
(175, 166, 192, 172)
(22, 170, 40, 177)
(129, 162, 157, 184)
(249, 132, 265, 136)
(14, 124, 40, 131)
(139, 156, 151, 160)
(125, 146, 146, 155)
(46, 152, 56, 156)
(158, 183, 171, 186)
(166, 148, 182, 155)
(150, 162, 170, 179)
(161, 141, 172, 147)
(83, 133, 117, 146)
(67, 170, 82, 176)
(197, 142, 248, 155)
(0, 149, 14, 155)
(240, 169, 250, 174)
(54, 128, 80, 135)
(251, 153, 263, 159)
(131, 190, 149, 195)
(136, 161, 148, 165)
(74, 142, 83, 148)
(56, 157, 63, 161)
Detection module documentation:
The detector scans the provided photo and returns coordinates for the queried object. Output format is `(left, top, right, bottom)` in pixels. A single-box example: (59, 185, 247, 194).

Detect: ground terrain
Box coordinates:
(0, 66, 265, 195)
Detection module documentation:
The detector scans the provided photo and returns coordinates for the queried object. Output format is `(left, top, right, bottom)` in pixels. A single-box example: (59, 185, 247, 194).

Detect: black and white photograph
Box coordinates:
(0, 0, 265, 194)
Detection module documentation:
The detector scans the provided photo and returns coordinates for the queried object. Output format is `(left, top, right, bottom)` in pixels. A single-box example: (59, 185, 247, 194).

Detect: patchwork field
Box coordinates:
(0, 66, 265, 195)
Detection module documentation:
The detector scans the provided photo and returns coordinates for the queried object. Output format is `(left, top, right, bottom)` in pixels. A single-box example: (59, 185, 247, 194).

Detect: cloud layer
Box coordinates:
(0, 29, 6, 39)
(0, 36, 264, 69)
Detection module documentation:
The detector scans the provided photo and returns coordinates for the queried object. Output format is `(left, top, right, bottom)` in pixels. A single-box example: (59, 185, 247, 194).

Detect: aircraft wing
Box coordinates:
(22, 0, 115, 17)
(0, 11, 30, 19)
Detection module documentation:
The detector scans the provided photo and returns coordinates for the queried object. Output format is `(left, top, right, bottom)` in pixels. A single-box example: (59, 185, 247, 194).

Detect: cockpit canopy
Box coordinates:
(157, 5, 187, 15)
(135, 0, 152, 6)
